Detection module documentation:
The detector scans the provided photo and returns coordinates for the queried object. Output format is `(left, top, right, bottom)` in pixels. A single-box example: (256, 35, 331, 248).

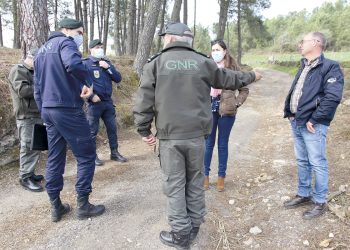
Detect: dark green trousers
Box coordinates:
(159, 137, 207, 234)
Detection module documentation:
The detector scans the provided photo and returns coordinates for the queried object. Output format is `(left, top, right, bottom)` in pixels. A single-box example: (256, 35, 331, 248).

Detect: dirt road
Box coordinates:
(1, 69, 349, 250)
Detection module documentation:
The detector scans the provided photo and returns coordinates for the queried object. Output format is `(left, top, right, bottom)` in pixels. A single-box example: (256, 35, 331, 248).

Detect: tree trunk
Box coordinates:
(113, 0, 122, 56)
(217, 0, 229, 40)
(54, 0, 58, 30)
(126, 0, 136, 55)
(90, 0, 95, 41)
(183, 0, 187, 24)
(82, 0, 88, 54)
(96, 0, 101, 40)
(171, 0, 182, 22)
(133, 0, 161, 76)
(139, 0, 145, 32)
(100, 0, 105, 40)
(12, 0, 21, 49)
(193, 0, 196, 37)
(156, 0, 167, 52)
(0, 15, 3, 47)
(102, 0, 110, 54)
(20, 0, 49, 58)
(122, 0, 127, 53)
(135, 0, 141, 52)
(237, 0, 242, 65)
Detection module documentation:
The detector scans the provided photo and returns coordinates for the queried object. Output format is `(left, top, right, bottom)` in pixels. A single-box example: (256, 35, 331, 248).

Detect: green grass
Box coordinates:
(242, 51, 350, 67)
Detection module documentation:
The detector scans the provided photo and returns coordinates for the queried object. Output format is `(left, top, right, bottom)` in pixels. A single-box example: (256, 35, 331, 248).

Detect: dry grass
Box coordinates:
(0, 48, 139, 139)
(0, 48, 21, 138)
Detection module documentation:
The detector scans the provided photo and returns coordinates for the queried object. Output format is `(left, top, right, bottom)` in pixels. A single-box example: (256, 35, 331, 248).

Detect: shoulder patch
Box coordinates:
(194, 51, 210, 58)
(147, 52, 162, 63)
(327, 77, 337, 83)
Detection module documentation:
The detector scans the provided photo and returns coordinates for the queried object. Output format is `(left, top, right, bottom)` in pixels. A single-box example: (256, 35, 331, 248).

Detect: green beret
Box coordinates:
(59, 18, 83, 29)
(89, 39, 103, 49)
(159, 22, 193, 38)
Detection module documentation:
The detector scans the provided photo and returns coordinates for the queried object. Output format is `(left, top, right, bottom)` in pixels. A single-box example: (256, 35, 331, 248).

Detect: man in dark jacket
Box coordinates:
(83, 39, 127, 166)
(283, 32, 344, 219)
(8, 48, 44, 192)
(34, 18, 105, 222)
(133, 22, 261, 249)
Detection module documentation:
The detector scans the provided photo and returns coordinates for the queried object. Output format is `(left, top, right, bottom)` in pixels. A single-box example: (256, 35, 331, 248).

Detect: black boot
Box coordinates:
(19, 177, 44, 192)
(189, 227, 200, 243)
(50, 197, 71, 222)
(76, 195, 105, 220)
(32, 174, 44, 182)
(303, 202, 327, 220)
(159, 231, 190, 250)
(110, 149, 127, 162)
(95, 155, 104, 166)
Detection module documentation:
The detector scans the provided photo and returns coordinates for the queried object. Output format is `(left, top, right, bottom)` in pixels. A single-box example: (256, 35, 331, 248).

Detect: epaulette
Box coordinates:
(195, 51, 210, 58)
(147, 52, 162, 63)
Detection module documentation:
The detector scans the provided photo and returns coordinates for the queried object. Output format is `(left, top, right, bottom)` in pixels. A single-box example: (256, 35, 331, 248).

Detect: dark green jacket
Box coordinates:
(8, 62, 40, 119)
(133, 41, 256, 140)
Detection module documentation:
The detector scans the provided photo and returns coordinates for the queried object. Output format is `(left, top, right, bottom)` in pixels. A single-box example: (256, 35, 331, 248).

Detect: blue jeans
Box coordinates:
(290, 120, 329, 203)
(204, 112, 235, 177)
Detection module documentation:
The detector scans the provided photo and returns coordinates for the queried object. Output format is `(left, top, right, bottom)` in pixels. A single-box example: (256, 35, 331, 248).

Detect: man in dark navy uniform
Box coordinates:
(34, 18, 105, 222)
(83, 39, 127, 166)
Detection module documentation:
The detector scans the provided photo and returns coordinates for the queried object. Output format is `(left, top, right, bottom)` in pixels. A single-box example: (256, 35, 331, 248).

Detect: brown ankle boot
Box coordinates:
(204, 176, 209, 190)
(217, 177, 225, 192)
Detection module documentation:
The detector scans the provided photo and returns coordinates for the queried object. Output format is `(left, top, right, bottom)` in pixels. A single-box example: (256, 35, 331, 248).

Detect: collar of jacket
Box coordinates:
(48, 31, 70, 41)
(301, 53, 324, 68)
(162, 41, 195, 53)
(88, 55, 100, 62)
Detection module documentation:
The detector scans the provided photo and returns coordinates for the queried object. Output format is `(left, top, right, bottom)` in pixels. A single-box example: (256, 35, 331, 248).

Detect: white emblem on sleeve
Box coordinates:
(327, 78, 336, 83)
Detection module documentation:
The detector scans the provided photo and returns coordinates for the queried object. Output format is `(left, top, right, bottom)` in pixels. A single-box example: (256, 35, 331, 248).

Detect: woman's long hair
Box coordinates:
(211, 40, 240, 71)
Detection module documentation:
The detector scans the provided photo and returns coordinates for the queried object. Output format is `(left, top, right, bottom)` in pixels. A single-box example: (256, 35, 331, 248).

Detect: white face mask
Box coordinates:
(72, 34, 83, 48)
(92, 48, 104, 59)
(211, 51, 225, 63)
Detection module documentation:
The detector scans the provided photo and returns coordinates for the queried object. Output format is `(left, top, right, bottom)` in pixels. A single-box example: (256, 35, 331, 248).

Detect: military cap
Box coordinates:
(59, 18, 83, 29)
(89, 39, 103, 49)
(158, 22, 194, 38)
(27, 47, 39, 57)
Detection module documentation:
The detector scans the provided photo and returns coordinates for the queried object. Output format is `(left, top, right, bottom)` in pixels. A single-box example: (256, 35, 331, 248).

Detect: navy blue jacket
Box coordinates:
(284, 54, 344, 126)
(82, 56, 122, 101)
(34, 31, 93, 110)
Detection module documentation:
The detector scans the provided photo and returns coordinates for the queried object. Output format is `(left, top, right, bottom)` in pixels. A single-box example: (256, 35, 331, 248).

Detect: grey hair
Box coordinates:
(170, 34, 193, 46)
(310, 32, 327, 50)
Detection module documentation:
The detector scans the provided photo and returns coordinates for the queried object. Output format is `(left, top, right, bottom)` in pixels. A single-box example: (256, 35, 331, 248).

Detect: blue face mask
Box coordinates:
(72, 34, 83, 48)
(211, 51, 225, 63)
(92, 48, 105, 59)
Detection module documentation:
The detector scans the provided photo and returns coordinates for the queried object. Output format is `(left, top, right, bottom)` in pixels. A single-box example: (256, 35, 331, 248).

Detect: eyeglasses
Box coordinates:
(211, 39, 224, 46)
(298, 39, 320, 45)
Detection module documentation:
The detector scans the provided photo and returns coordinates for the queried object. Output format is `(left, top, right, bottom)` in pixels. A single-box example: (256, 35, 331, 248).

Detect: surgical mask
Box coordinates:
(92, 48, 104, 59)
(211, 51, 225, 63)
(72, 34, 83, 48)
